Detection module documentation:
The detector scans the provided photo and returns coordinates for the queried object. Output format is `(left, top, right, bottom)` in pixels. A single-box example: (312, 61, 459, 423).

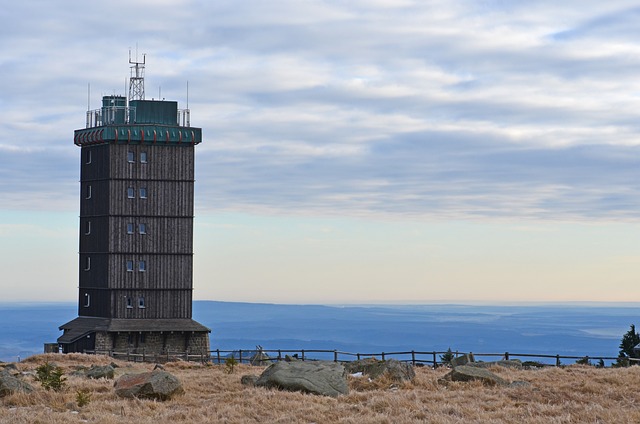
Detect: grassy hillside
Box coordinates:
(1, 353, 639, 423)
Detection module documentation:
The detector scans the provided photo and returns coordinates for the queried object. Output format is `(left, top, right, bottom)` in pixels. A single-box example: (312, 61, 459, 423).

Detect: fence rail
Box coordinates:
(82, 347, 631, 368)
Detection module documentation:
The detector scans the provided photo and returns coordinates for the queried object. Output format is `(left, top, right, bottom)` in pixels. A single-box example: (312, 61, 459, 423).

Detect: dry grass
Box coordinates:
(2, 355, 640, 423)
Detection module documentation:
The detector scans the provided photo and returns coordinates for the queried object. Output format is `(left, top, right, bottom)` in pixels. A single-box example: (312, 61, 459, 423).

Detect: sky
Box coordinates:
(1, 0, 639, 304)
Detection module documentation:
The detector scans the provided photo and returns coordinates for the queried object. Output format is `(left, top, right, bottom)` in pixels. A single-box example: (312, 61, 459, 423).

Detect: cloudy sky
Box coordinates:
(1, 0, 639, 304)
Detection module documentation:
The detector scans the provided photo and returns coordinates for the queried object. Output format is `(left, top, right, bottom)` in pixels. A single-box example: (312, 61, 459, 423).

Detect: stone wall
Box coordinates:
(98, 331, 210, 358)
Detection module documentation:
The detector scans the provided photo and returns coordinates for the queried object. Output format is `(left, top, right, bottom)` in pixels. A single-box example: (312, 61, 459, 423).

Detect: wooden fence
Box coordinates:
(83, 347, 631, 368)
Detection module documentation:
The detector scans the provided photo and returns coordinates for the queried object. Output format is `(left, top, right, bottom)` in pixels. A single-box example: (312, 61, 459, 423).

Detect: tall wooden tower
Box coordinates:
(58, 57, 210, 356)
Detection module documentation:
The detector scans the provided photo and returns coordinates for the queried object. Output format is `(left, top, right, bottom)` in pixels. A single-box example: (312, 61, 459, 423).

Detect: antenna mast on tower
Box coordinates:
(128, 48, 146, 102)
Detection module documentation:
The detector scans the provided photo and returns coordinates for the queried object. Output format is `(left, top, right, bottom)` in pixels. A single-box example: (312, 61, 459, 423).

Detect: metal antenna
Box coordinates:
(128, 48, 146, 101)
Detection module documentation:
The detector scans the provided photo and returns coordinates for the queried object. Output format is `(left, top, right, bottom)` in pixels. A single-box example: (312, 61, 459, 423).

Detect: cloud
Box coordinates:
(1, 1, 639, 221)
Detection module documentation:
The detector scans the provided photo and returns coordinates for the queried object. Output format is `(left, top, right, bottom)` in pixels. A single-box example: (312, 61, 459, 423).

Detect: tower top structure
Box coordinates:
(128, 49, 146, 102)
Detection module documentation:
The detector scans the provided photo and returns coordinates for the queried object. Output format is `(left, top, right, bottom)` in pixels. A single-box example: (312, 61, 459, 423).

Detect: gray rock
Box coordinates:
(0, 371, 34, 397)
(450, 353, 475, 368)
(343, 358, 415, 381)
(114, 370, 184, 400)
(86, 365, 115, 379)
(153, 363, 165, 371)
(256, 361, 348, 397)
(240, 374, 258, 386)
(441, 365, 508, 386)
(466, 360, 523, 370)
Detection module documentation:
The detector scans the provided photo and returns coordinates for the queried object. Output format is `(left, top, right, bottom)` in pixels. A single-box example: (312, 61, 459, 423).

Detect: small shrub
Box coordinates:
(35, 362, 66, 392)
(576, 356, 592, 366)
(439, 348, 454, 366)
(76, 389, 92, 407)
(225, 357, 238, 374)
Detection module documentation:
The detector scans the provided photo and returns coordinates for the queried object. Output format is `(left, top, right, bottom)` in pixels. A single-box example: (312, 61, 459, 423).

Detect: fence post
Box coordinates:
(381, 352, 385, 361)
(334, 350, 338, 362)
(432, 351, 437, 369)
(301, 350, 305, 361)
(278, 349, 282, 361)
(127, 348, 130, 362)
(357, 353, 361, 361)
(142, 348, 145, 362)
(216, 349, 221, 364)
(411, 351, 416, 366)
(556, 355, 561, 367)
(239, 350, 243, 364)
(505, 352, 509, 361)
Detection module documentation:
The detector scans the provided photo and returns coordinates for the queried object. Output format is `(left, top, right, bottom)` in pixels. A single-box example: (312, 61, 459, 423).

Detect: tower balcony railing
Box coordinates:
(85, 107, 192, 128)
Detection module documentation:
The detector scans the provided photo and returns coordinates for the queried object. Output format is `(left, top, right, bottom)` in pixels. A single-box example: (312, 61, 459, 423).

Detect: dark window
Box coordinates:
(127, 223, 134, 234)
(126, 260, 134, 272)
(127, 187, 135, 198)
(127, 151, 135, 163)
(138, 297, 145, 308)
(140, 152, 147, 163)
(139, 188, 147, 199)
(84, 256, 91, 271)
(86, 185, 92, 199)
(139, 260, 146, 272)
(85, 221, 91, 235)
(139, 223, 146, 234)
(126, 297, 133, 309)
(86, 150, 92, 164)
(84, 293, 90, 307)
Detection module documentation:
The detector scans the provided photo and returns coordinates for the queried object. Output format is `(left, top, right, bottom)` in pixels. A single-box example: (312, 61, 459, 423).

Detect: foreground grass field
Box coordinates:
(1, 353, 639, 423)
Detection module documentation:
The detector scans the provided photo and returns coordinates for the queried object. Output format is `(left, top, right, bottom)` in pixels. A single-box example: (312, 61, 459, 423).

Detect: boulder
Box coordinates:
(240, 374, 258, 386)
(0, 369, 34, 397)
(114, 370, 184, 400)
(86, 365, 115, 379)
(256, 361, 348, 397)
(343, 358, 415, 382)
(450, 353, 475, 368)
(440, 365, 508, 386)
(466, 360, 523, 370)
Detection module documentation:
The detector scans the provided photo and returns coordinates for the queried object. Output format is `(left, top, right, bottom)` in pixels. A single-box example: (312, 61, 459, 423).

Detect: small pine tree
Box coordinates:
(440, 348, 455, 366)
(615, 324, 640, 367)
(225, 356, 238, 374)
(35, 362, 66, 391)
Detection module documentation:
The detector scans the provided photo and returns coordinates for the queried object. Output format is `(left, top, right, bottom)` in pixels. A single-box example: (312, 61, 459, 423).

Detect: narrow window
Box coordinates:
(127, 187, 135, 198)
(85, 220, 91, 235)
(126, 296, 133, 309)
(127, 223, 134, 234)
(86, 185, 92, 199)
(84, 256, 91, 271)
(140, 152, 147, 163)
(127, 151, 135, 163)
(138, 260, 146, 272)
(139, 223, 146, 235)
(138, 297, 145, 308)
(84, 293, 90, 307)
(126, 260, 134, 272)
(86, 150, 92, 164)
(139, 188, 147, 199)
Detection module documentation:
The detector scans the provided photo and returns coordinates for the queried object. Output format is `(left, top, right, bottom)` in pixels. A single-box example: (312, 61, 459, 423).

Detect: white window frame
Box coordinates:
(127, 151, 135, 163)
(139, 223, 146, 235)
(86, 185, 92, 199)
(126, 260, 134, 272)
(126, 296, 133, 309)
(139, 187, 147, 199)
(86, 150, 92, 164)
(84, 293, 90, 307)
(85, 220, 91, 235)
(84, 256, 91, 271)
(140, 152, 148, 163)
(138, 297, 146, 308)
(127, 187, 135, 198)
(138, 260, 146, 272)
(127, 223, 134, 234)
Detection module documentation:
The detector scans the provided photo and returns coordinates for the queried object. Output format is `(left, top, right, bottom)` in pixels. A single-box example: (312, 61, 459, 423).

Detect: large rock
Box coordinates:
(256, 361, 348, 397)
(114, 370, 184, 400)
(441, 365, 508, 386)
(85, 365, 115, 379)
(450, 353, 475, 368)
(466, 360, 523, 370)
(343, 358, 415, 381)
(0, 368, 34, 397)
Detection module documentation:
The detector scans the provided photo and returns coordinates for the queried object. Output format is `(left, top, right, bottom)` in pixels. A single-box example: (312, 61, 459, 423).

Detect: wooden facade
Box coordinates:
(59, 96, 210, 355)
